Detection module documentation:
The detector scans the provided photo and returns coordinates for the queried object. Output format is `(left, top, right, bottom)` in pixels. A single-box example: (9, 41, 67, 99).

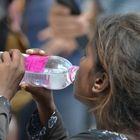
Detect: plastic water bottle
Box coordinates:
(21, 55, 79, 90)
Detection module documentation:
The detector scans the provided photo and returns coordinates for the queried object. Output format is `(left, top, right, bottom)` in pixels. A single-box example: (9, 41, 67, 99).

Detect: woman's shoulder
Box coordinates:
(72, 129, 128, 140)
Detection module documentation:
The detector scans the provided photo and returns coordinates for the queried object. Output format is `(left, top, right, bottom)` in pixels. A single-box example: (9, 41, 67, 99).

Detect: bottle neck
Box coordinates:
(69, 66, 79, 82)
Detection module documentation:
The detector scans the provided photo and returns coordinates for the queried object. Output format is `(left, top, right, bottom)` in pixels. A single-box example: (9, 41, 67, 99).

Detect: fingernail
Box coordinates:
(40, 50, 45, 54)
(26, 49, 34, 54)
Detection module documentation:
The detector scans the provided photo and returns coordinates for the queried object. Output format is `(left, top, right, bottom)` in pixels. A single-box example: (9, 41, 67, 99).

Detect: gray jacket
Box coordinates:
(0, 97, 11, 140)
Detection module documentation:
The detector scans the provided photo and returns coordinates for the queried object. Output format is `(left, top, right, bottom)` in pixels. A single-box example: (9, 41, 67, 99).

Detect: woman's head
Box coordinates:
(74, 14, 140, 135)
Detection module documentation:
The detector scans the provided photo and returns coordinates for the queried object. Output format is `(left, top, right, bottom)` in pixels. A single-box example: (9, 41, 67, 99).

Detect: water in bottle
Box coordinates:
(21, 55, 79, 90)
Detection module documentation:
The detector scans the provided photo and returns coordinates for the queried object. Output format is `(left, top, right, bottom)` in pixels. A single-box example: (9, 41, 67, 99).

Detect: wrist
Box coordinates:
(37, 102, 56, 114)
(37, 102, 56, 126)
(0, 93, 11, 100)
(0, 89, 14, 100)
(0, 96, 11, 115)
(32, 92, 54, 110)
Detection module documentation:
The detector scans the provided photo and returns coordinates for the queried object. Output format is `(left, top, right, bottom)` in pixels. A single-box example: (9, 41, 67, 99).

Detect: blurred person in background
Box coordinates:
(46, 0, 140, 46)
(6, 0, 28, 52)
(0, 0, 28, 52)
(0, 0, 12, 51)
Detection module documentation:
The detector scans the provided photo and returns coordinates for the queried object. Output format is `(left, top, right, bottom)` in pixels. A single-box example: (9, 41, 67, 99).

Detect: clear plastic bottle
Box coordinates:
(21, 55, 79, 90)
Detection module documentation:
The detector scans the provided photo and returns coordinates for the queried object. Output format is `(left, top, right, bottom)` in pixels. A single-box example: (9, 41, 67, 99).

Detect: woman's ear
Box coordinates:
(92, 72, 109, 93)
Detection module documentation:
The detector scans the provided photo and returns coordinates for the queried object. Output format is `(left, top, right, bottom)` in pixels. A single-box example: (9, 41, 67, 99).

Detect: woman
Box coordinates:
(24, 13, 140, 140)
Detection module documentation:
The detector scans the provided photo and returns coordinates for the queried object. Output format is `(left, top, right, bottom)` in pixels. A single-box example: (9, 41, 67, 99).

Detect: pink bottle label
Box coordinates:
(25, 55, 49, 72)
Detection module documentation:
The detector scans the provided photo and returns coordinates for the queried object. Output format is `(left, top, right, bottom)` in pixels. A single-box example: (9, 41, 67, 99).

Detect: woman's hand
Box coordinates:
(21, 49, 56, 125)
(38, 4, 92, 40)
(41, 38, 78, 56)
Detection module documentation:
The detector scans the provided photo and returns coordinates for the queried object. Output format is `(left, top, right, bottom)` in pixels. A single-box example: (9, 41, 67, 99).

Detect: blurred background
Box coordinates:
(0, 0, 140, 139)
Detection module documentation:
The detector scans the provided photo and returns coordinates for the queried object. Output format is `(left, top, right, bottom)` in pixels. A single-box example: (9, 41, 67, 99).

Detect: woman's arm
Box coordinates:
(22, 49, 69, 140)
